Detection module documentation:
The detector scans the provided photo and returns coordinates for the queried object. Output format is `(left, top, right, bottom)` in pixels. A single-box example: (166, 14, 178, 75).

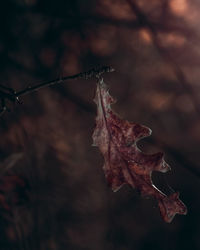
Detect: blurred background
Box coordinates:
(0, 0, 199, 249)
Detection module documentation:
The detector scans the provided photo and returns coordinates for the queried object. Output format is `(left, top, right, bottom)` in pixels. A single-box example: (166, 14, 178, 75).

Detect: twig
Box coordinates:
(0, 66, 114, 114)
(15, 66, 114, 98)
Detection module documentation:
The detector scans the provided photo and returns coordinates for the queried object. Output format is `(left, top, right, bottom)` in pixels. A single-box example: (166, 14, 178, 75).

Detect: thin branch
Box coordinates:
(15, 66, 114, 98)
(0, 66, 114, 114)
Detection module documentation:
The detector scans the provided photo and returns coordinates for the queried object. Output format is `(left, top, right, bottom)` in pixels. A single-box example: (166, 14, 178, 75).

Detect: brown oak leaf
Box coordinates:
(92, 79, 187, 223)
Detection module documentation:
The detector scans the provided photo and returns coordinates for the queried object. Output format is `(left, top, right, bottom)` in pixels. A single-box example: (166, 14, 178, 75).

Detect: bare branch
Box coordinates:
(15, 66, 114, 98)
(0, 66, 114, 115)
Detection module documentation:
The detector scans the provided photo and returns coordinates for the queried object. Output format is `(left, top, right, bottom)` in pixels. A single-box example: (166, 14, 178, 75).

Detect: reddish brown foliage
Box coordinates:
(93, 79, 187, 223)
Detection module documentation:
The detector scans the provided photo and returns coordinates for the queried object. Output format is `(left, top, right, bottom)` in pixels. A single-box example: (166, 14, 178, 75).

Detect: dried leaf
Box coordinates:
(93, 79, 187, 223)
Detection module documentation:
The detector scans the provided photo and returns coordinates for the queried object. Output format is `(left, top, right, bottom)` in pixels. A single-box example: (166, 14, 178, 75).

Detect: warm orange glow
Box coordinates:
(139, 29, 152, 44)
(170, 0, 188, 16)
(158, 32, 186, 47)
(149, 92, 173, 111)
(89, 25, 117, 56)
(96, 0, 136, 20)
(90, 39, 114, 56)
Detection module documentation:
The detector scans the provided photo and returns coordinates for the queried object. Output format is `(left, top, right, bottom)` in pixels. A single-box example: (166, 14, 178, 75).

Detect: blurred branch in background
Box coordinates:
(126, 0, 200, 116)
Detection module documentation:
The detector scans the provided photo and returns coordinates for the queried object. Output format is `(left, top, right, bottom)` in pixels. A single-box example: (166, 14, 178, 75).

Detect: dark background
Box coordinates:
(0, 0, 199, 249)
